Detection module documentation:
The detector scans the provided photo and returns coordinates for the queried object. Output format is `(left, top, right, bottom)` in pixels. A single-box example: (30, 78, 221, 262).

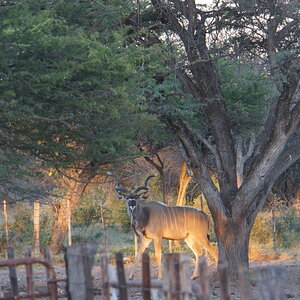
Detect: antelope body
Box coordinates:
(110, 173, 218, 279)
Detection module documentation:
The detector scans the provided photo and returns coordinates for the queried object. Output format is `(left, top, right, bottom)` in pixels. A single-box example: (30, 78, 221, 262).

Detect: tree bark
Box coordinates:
(214, 215, 252, 275)
(50, 180, 86, 253)
(144, 154, 173, 204)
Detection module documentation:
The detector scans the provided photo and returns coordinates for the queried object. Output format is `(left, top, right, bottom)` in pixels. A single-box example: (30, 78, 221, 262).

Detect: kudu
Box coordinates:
(109, 173, 218, 280)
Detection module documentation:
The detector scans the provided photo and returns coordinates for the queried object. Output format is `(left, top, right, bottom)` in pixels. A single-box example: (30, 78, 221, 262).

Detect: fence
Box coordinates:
(0, 246, 60, 300)
(0, 244, 288, 300)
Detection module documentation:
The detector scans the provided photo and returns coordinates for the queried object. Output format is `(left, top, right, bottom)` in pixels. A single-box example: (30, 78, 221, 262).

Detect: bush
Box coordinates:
(250, 212, 273, 246)
(73, 187, 130, 231)
(276, 207, 300, 248)
(8, 204, 33, 247)
(72, 197, 102, 226)
(0, 203, 54, 255)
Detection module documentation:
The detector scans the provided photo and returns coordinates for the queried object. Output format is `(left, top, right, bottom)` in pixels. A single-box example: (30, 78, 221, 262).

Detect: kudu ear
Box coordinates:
(117, 194, 127, 201)
(141, 191, 150, 199)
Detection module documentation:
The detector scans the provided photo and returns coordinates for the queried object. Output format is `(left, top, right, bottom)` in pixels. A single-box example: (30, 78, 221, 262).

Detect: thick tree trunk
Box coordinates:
(214, 216, 252, 276)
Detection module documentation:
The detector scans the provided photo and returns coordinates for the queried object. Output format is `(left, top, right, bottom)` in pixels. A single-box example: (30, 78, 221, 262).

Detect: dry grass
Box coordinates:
(249, 242, 300, 261)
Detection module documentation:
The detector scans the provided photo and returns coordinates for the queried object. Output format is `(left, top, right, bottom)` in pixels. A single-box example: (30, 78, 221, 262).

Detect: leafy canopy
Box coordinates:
(0, 0, 149, 168)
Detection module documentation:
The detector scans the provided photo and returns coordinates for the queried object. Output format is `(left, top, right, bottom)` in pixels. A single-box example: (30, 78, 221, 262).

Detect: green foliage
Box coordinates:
(0, 151, 48, 201)
(276, 207, 300, 248)
(106, 202, 131, 231)
(218, 59, 275, 135)
(250, 207, 300, 249)
(0, 0, 158, 201)
(0, 0, 146, 169)
(7, 205, 33, 247)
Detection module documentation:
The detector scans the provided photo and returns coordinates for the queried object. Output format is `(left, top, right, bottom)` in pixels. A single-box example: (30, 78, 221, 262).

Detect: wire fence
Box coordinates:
(0, 244, 289, 300)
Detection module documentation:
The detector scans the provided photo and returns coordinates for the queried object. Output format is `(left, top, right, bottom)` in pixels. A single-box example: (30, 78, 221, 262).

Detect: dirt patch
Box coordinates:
(0, 259, 299, 299)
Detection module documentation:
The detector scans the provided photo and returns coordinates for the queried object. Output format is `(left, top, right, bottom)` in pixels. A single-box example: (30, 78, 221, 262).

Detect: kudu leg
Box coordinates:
(129, 236, 152, 280)
(153, 238, 162, 280)
(199, 236, 218, 262)
(185, 237, 203, 279)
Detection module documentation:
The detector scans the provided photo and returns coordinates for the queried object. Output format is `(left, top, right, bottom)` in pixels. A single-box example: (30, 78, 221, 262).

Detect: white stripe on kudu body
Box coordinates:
(110, 173, 218, 280)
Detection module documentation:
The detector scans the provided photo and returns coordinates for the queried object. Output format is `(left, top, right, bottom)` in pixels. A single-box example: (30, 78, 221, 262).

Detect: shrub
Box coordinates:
(276, 207, 300, 248)
(9, 204, 33, 248)
(0, 203, 54, 255)
(250, 212, 273, 246)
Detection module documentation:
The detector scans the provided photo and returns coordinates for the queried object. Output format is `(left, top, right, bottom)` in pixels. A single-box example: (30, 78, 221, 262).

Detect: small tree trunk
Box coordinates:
(215, 216, 252, 277)
(176, 161, 191, 206)
(67, 198, 72, 247)
(272, 195, 277, 254)
(33, 201, 40, 256)
(100, 198, 109, 255)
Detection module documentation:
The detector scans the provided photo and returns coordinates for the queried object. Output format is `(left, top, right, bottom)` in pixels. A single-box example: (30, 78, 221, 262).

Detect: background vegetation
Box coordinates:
(1, 184, 299, 260)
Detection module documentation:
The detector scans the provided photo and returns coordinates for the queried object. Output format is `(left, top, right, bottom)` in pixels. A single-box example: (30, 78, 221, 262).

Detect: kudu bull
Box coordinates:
(109, 173, 218, 279)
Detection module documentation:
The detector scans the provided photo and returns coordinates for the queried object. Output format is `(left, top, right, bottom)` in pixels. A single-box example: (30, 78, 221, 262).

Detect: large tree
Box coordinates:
(0, 0, 151, 251)
(126, 0, 299, 274)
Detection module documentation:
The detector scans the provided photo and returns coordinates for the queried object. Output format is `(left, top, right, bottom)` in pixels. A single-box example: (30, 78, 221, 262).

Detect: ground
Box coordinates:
(0, 258, 299, 299)
(123, 259, 300, 299)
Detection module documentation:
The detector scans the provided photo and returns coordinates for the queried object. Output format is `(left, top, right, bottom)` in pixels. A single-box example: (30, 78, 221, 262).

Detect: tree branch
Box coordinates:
(270, 137, 300, 181)
(144, 155, 163, 172)
(164, 117, 224, 215)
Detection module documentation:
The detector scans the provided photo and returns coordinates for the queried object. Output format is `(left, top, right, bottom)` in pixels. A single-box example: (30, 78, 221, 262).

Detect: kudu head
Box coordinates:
(108, 172, 156, 216)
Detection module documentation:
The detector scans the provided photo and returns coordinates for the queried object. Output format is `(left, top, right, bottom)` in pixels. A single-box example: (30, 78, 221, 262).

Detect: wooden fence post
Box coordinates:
(163, 253, 181, 300)
(179, 254, 192, 300)
(218, 262, 230, 300)
(65, 243, 97, 300)
(115, 252, 128, 300)
(3, 200, 10, 249)
(238, 265, 250, 300)
(198, 256, 209, 300)
(24, 246, 34, 300)
(257, 267, 287, 300)
(44, 247, 58, 300)
(33, 200, 40, 257)
(7, 246, 18, 296)
(101, 254, 110, 300)
(142, 253, 151, 300)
